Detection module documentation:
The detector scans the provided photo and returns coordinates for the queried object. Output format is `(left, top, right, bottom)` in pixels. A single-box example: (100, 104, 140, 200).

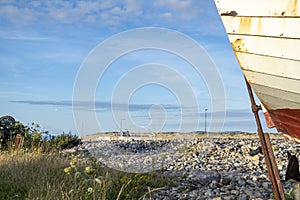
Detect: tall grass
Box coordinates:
(0, 151, 177, 200)
(0, 152, 68, 199)
(0, 120, 177, 199)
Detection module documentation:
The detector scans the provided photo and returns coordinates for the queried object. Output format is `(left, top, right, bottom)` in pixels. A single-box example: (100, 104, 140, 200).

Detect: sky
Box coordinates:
(0, 0, 277, 135)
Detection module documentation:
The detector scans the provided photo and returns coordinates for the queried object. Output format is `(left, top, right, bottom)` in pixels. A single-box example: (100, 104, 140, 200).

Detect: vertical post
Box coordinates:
(14, 134, 23, 151)
(244, 76, 286, 200)
(121, 118, 125, 131)
(204, 108, 208, 133)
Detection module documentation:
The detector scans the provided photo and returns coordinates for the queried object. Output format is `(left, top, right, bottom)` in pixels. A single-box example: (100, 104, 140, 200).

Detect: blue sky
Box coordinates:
(0, 0, 276, 135)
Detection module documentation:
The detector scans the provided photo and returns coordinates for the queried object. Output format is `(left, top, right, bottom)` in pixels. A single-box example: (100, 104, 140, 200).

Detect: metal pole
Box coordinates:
(204, 109, 208, 133)
(121, 118, 125, 131)
(244, 76, 285, 200)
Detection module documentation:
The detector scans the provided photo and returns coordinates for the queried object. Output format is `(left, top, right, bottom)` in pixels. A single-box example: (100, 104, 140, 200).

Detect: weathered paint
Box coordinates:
(245, 76, 300, 111)
(289, 0, 298, 15)
(231, 38, 247, 52)
(221, 17, 300, 38)
(236, 52, 299, 80)
(215, 0, 300, 17)
(261, 104, 276, 128)
(220, 10, 238, 16)
(215, 0, 300, 142)
(269, 109, 300, 141)
(238, 17, 252, 33)
(243, 70, 300, 97)
(228, 34, 300, 60)
(263, 112, 276, 128)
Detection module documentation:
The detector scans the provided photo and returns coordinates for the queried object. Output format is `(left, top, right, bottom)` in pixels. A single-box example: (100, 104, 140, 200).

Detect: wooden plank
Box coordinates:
(234, 52, 300, 80)
(215, 0, 300, 17)
(220, 16, 300, 38)
(228, 34, 300, 61)
(244, 70, 300, 95)
(250, 83, 300, 110)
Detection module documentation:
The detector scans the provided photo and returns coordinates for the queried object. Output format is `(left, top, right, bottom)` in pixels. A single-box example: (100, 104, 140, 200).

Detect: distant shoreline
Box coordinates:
(81, 131, 284, 141)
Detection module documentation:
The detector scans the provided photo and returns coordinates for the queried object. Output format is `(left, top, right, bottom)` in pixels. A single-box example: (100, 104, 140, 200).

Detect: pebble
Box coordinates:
(82, 136, 298, 199)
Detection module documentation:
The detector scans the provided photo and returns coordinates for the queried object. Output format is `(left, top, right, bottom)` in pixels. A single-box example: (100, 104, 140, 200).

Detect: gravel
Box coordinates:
(82, 135, 299, 199)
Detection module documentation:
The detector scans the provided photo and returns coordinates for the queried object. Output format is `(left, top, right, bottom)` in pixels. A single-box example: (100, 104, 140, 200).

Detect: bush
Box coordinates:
(23, 122, 48, 151)
(50, 131, 82, 150)
(0, 115, 26, 149)
(0, 115, 81, 152)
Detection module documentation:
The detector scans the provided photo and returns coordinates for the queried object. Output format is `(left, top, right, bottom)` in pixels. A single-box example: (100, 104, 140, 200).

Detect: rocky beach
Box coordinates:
(81, 133, 299, 200)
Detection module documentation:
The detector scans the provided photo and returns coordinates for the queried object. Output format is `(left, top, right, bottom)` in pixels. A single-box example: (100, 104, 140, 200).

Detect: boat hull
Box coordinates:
(214, 0, 300, 141)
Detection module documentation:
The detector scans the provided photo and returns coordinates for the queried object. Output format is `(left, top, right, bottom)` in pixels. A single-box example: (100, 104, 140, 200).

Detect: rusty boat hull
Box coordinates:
(214, 0, 300, 142)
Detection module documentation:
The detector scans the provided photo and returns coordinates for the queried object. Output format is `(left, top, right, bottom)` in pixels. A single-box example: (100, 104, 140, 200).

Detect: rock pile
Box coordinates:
(83, 136, 299, 199)
(84, 138, 186, 173)
(157, 137, 297, 199)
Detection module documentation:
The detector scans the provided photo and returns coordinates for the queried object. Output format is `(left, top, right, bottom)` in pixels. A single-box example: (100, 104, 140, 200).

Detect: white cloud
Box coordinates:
(0, 5, 37, 24)
(0, 0, 208, 28)
(0, 0, 138, 27)
(2, 35, 52, 41)
(153, 0, 202, 20)
(154, 0, 191, 10)
(162, 12, 172, 18)
(110, 6, 122, 14)
(29, 1, 41, 8)
(124, 0, 142, 15)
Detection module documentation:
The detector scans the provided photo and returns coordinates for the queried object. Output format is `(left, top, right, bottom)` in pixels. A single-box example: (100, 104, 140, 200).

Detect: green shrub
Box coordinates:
(50, 131, 82, 150)
(0, 115, 26, 149)
(0, 116, 81, 152)
(22, 122, 48, 151)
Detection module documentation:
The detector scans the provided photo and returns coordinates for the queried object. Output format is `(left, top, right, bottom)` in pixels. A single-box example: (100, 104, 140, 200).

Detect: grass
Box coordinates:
(0, 120, 177, 200)
(0, 151, 177, 200)
(2, 120, 288, 199)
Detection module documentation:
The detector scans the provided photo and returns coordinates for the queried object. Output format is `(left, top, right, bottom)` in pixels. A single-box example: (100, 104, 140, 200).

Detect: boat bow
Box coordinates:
(214, 0, 300, 142)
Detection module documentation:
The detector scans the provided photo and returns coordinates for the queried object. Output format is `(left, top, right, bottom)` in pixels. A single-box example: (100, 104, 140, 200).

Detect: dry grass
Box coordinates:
(0, 151, 177, 200)
(0, 152, 69, 199)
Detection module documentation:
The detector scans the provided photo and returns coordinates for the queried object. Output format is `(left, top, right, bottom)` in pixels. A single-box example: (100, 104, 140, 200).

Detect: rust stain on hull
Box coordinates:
(256, 18, 262, 35)
(290, 0, 298, 15)
(231, 38, 248, 52)
(238, 17, 252, 34)
(221, 10, 238, 16)
(215, 0, 300, 144)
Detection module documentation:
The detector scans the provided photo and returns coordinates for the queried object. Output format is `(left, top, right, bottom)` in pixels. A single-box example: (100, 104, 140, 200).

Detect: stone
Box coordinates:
(239, 194, 248, 200)
(238, 179, 246, 186)
(246, 180, 256, 187)
(82, 136, 297, 200)
(231, 189, 239, 195)
(262, 182, 270, 189)
(252, 176, 258, 182)
(210, 180, 218, 189)
(250, 155, 260, 165)
(221, 175, 233, 185)
(204, 189, 212, 197)
(249, 146, 262, 156)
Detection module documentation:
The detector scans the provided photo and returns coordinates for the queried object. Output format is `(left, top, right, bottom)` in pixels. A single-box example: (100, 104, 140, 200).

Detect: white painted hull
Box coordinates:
(214, 0, 300, 141)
